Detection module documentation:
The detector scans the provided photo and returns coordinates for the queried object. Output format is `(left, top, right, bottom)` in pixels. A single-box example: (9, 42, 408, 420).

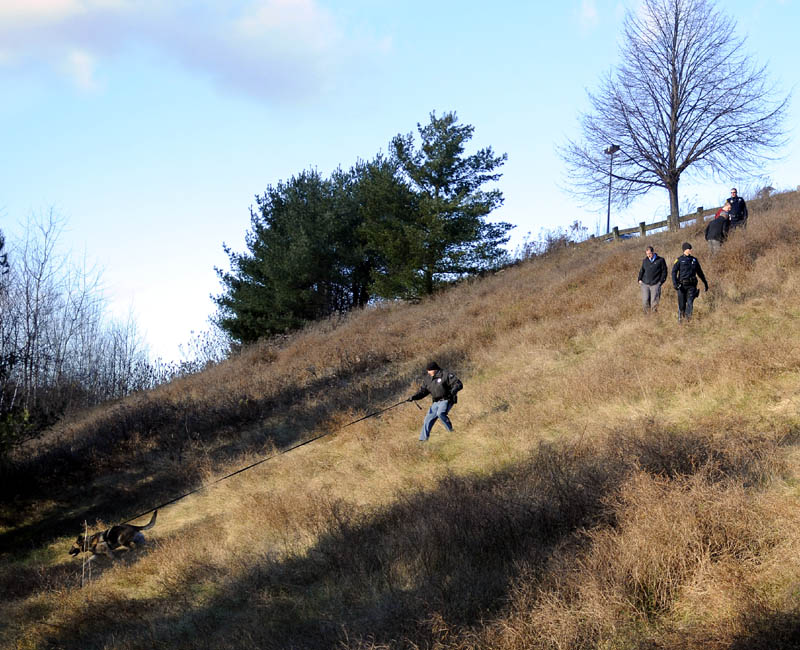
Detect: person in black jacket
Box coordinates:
(705, 206, 730, 256)
(728, 188, 748, 229)
(408, 361, 463, 441)
(671, 243, 709, 323)
(637, 246, 668, 313)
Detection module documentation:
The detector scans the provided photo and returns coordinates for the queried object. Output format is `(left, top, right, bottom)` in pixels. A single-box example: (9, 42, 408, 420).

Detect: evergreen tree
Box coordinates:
(214, 169, 372, 343)
(387, 111, 513, 295)
(329, 165, 375, 309)
(213, 113, 513, 342)
(353, 155, 421, 299)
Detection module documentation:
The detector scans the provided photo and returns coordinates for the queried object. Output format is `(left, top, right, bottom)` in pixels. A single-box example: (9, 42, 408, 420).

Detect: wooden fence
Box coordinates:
(590, 206, 717, 243)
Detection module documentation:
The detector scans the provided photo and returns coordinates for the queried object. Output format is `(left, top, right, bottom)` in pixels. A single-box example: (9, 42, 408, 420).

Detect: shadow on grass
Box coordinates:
(26, 439, 624, 649)
(0, 366, 414, 556)
(728, 609, 800, 650)
(8, 424, 793, 649)
(28, 422, 783, 650)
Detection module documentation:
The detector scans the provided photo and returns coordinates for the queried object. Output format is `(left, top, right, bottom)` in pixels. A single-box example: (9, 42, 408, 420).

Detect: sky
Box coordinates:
(1, 0, 798, 361)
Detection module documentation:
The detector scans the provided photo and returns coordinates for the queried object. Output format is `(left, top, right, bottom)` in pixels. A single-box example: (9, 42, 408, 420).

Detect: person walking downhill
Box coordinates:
(728, 188, 748, 230)
(637, 245, 668, 314)
(408, 361, 463, 442)
(705, 202, 731, 256)
(671, 243, 709, 324)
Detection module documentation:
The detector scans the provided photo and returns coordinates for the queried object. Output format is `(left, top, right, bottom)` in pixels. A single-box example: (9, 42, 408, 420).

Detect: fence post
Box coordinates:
(639, 222, 646, 237)
(612, 226, 620, 241)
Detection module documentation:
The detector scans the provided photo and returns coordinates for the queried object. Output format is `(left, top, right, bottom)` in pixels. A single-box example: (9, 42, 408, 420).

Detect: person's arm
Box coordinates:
(638, 261, 645, 283)
(447, 373, 463, 396)
(696, 262, 709, 290)
(671, 260, 679, 289)
(445, 373, 463, 404)
(408, 385, 429, 401)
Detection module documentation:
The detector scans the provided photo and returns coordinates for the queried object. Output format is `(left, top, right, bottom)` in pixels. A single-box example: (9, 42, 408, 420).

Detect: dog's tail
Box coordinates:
(134, 510, 158, 531)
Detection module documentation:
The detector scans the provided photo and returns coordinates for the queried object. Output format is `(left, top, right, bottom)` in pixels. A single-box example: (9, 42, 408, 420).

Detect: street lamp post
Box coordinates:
(604, 144, 620, 234)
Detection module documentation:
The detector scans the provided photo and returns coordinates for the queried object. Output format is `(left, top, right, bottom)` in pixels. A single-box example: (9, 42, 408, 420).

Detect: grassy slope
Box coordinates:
(3, 191, 800, 649)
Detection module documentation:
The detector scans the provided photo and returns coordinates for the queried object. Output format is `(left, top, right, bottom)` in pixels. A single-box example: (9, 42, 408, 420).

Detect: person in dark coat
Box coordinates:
(408, 361, 463, 441)
(728, 188, 748, 229)
(671, 243, 709, 323)
(637, 246, 668, 313)
(705, 204, 730, 256)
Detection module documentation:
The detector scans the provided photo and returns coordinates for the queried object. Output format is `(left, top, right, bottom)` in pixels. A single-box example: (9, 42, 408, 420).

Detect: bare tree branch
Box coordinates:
(561, 0, 790, 230)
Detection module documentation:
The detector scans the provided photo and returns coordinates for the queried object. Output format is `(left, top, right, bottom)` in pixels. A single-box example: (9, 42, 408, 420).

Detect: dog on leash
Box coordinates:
(69, 510, 158, 562)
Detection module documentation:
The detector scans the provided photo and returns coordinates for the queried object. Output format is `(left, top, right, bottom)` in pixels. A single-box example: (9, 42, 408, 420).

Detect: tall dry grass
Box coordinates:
(4, 190, 800, 648)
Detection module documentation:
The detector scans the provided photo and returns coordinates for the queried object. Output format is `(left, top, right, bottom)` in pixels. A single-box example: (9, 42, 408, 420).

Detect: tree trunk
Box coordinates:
(667, 182, 680, 232)
(423, 266, 434, 296)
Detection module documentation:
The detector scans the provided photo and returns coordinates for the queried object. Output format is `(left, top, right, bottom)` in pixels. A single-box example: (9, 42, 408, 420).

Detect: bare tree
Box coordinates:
(0, 212, 152, 457)
(0, 230, 8, 278)
(561, 0, 789, 231)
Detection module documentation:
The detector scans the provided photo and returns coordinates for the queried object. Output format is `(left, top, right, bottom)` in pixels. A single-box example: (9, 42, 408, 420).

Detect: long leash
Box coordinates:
(342, 399, 419, 428)
(119, 398, 415, 525)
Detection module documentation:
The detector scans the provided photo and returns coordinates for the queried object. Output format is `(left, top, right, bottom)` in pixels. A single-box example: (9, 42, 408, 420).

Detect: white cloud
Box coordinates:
(580, 0, 599, 29)
(0, 0, 81, 22)
(0, 0, 129, 23)
(237, 0, 336, 45)
(0, 0, 380, 101)
(63, 48, 97, 90)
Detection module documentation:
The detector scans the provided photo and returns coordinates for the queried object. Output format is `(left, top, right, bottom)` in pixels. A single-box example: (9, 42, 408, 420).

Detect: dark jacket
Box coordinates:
(411, 369, 463, 403)
(638, 254, 668, 285)
(705, 216, 730, 242)
(672, 254, 708, 290)
(728, 196, 748, 226)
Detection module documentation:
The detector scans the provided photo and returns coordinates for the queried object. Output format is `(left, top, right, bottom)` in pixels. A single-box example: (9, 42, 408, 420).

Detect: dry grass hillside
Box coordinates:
(3, 190, 800, 649)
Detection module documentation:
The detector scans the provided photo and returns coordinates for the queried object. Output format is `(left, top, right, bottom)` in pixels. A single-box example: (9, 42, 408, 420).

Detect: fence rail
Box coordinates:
(590, 206, 717, 243)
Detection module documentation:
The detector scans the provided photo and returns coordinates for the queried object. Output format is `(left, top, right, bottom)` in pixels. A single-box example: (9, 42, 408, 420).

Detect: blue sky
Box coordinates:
(1, 0, 798, 361)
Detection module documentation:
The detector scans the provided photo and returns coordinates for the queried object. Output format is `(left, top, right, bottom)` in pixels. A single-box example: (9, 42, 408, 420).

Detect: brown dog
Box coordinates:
(69, 510, 158, 562)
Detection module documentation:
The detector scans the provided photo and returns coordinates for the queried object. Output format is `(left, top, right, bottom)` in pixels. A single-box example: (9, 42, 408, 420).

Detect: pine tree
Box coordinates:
(387, 111, 513, 295)
(213, 169, 373, 343)
(213, 113, 513, 342)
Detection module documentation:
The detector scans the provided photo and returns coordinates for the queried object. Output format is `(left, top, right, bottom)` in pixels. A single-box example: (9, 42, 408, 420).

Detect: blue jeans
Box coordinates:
(420, 399, 453, 441)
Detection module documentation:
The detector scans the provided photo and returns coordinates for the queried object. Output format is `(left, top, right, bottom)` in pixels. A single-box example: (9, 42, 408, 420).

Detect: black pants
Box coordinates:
(676, 285, 698, 317)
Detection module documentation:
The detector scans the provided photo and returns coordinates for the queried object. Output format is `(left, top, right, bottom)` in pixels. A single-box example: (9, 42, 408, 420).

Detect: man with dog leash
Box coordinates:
(408, 361, 463, 441)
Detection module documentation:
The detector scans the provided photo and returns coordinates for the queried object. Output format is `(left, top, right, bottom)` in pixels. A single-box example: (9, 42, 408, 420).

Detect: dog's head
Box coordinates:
(69, 533, 97, 556)
(69, 535, 85, 556)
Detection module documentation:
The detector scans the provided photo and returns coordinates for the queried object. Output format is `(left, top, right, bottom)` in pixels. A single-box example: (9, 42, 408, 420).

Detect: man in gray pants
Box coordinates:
(637, 246, 668, 313)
